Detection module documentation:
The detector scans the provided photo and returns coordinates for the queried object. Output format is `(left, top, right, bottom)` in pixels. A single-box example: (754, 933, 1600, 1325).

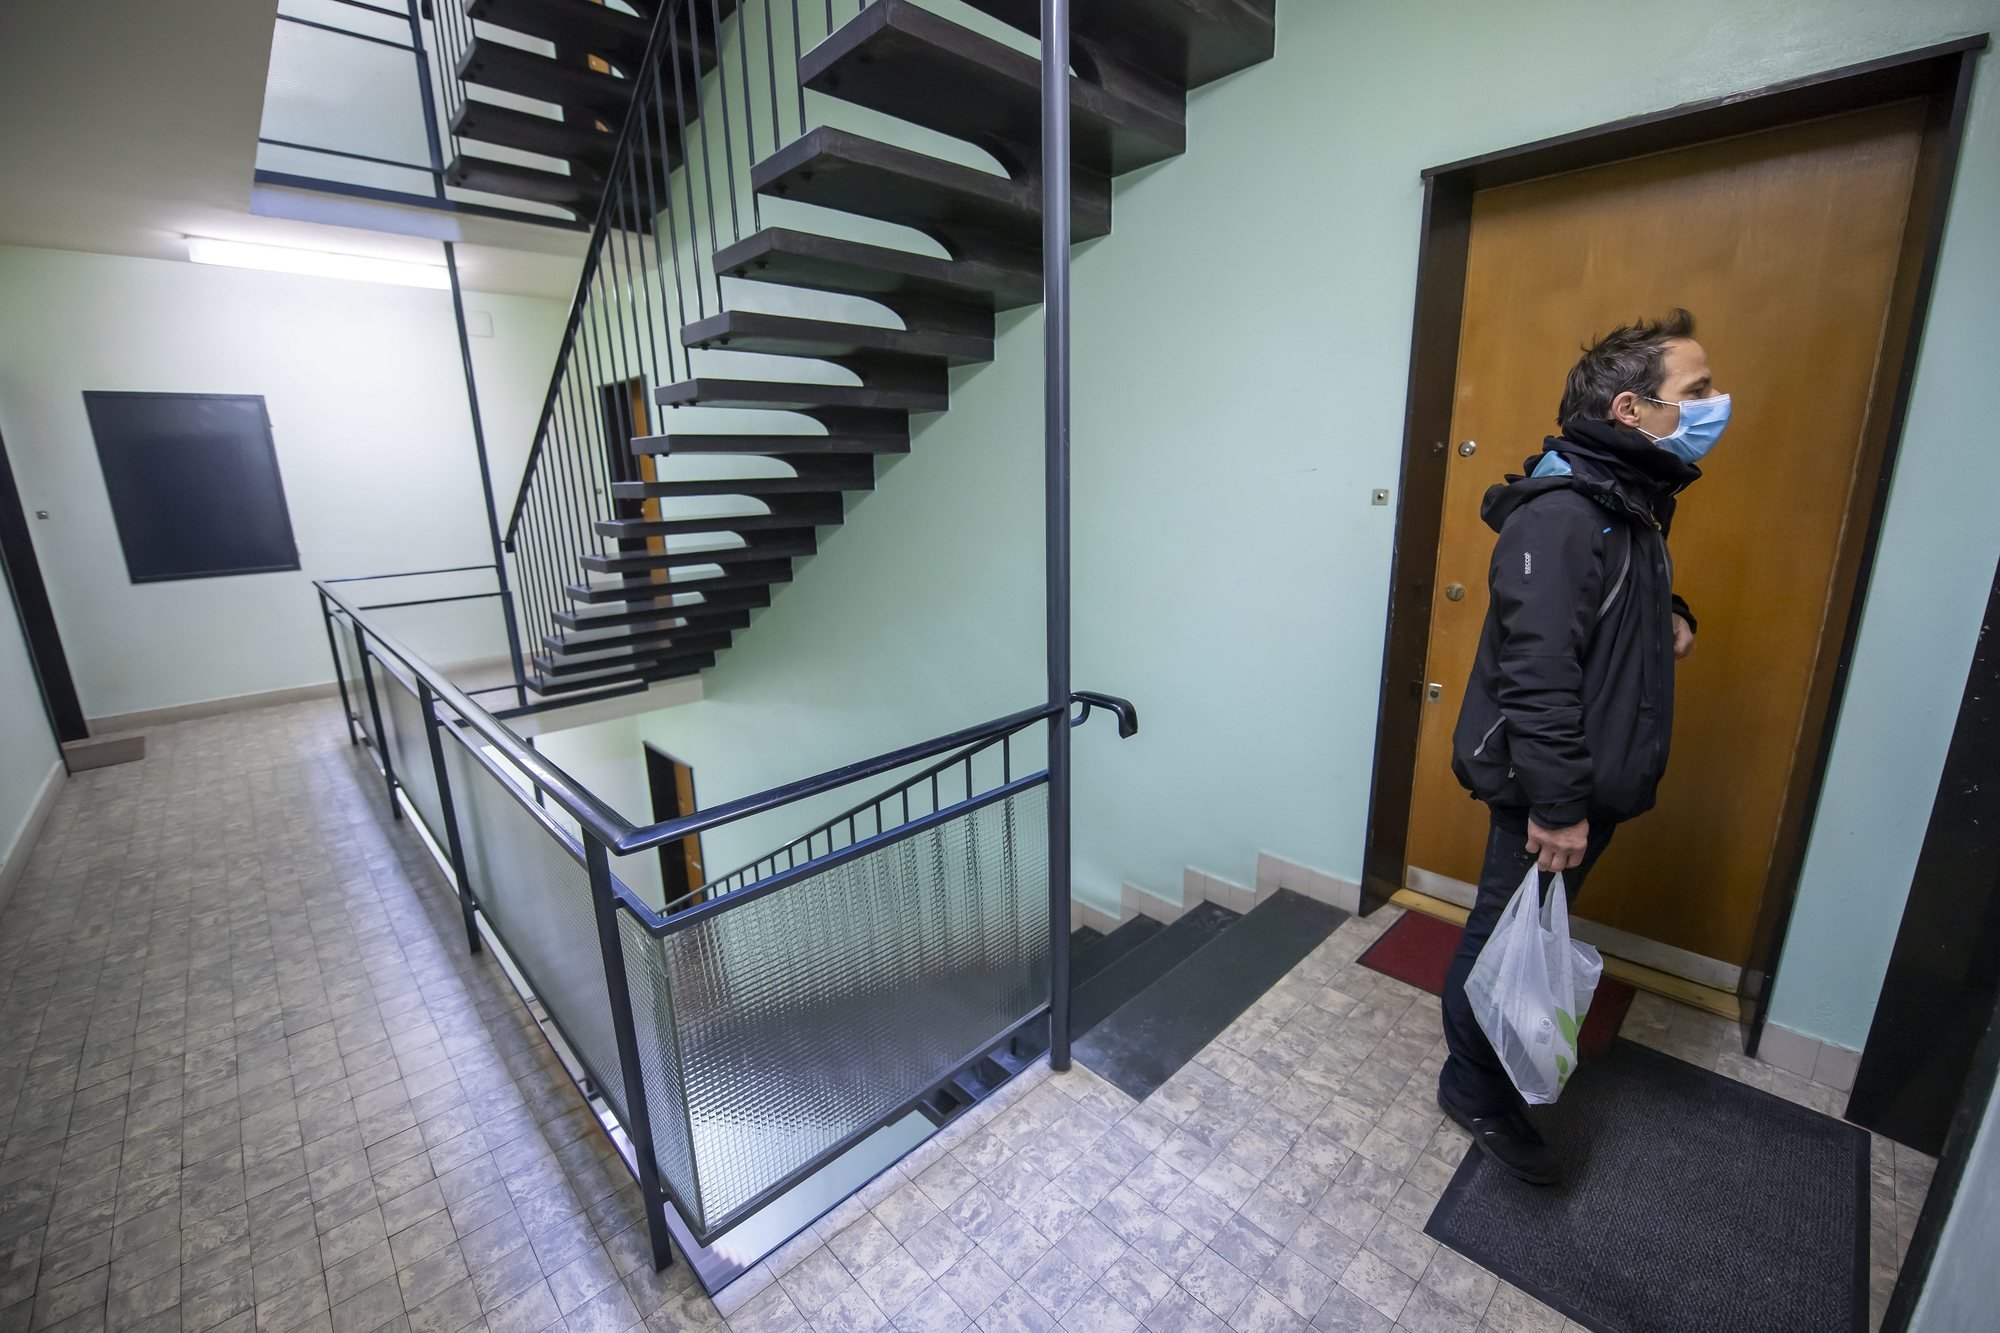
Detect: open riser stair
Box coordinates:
(499, 0, 1276, 695)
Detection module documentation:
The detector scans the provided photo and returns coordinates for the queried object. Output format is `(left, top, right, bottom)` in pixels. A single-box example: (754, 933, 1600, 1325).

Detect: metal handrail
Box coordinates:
(697, 722, 1028, 895)
(317, 576, 1084, 862)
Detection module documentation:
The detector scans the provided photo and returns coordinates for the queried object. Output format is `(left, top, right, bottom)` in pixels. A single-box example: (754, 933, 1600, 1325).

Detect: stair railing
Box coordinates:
(315, 566, 1124, 1279)
(494, 0, 900, 696)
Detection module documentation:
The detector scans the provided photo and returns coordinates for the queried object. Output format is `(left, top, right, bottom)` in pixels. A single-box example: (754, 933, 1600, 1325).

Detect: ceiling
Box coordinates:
(0, 0, 587, 298)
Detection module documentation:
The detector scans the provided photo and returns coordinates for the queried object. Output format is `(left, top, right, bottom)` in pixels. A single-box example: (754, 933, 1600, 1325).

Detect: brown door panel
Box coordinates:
(1407, 102, 1924, 969)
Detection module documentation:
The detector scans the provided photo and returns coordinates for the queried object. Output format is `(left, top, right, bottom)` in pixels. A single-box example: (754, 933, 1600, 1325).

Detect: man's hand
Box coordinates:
(1526, 818, 1590, 874)
(1672, 613, 1695, 660)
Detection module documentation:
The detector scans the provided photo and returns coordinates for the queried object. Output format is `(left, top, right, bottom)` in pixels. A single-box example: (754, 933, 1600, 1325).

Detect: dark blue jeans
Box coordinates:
(1438, 805, 1617, 1116)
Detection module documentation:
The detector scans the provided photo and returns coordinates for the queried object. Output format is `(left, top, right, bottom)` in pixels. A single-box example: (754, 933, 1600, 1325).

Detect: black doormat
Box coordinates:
(1425, 1039, 1870, 1333)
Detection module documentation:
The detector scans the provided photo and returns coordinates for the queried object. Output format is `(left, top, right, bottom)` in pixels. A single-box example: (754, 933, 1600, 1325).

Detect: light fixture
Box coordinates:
(185, 237, 449, 289)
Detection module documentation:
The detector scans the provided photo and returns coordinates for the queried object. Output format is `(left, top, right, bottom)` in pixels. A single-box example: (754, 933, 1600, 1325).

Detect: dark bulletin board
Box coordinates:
(82, 392, 301, 583)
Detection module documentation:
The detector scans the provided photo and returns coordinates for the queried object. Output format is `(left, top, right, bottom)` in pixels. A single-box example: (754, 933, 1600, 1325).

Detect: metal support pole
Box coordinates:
(1041, 0, 1073, 1072)
(420, 679, 483, 954)
(583, 837, 676, 1272)
(356, 637, 403, 821)
(444, 241, 531, 709)
(405, 0, 449, 200)
(320, 589, 360, 745)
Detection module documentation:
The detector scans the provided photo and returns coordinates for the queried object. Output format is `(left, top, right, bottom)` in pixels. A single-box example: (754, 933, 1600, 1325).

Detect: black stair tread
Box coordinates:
(683, 311, 994, 367)
(451, 100, 670, 169)
(529, 660, 708, 697)
(1075, 890, 1349, 1101)
(554, 588, 770, 630)
(1070, 926, 1106, 955)
(593, 496, 845, 537)
(563, 561, 796, 604)
(656, 375, 947, 414)
(465, 0, 650, 69)
(533, 635, 730, 675)
(954, 0, 1276, 91)
(630, 432, 911, 457)
(1073, 914, 1167, 988)
(579, 536, 815, 574)
(543, 618, 746, 655)
(1071, 901, 1239, 1039)
(803, 0, 1185, 177)
(753, 127, 1111, 252)
(530, 652, 717, 690)
(445, 155, 598, 208)
(715, 228, 1041, 313)
(608, 470, 872, 501)
(457, 38, 638, 120)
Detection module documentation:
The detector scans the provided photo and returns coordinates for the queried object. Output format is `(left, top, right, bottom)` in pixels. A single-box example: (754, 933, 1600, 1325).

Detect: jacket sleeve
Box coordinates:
(1488, 500, 1606, 829)
(1671, 593, 1697, 635)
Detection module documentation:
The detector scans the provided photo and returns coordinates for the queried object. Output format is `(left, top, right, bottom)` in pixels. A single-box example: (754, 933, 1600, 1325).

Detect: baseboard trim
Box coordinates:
(86, 655, 518, 733)
(1120, 880, 1185, 924)
(89, 681, 343, 733)
(1256, 850, 1362, 913)
(0, 760, 65, 916)
(1755, 1020, 1863, 1092)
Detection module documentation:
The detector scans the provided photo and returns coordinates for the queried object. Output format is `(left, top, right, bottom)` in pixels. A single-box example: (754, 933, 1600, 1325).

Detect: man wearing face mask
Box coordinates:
(1437, 308, 1729, 1183)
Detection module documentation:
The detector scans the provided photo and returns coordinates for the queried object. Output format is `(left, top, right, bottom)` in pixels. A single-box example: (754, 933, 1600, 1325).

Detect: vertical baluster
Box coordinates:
(558, 356, 603, 561)
(634, 77, 680, 387)
(736, 0, 762, 231)
(790, 0, 807, 139)
(667, 2, 718, 321)
(577, 284, 624, 548)
(762, 0, 783, 158)
(526, 470, 563, 654)
(651, 63, 699, 331)
(707, 0, 745, 242)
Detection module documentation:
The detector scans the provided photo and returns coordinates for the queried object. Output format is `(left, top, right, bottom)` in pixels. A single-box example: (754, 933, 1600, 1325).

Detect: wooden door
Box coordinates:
(1406, 102, 1925, 974)
(645, 743, 705, 904)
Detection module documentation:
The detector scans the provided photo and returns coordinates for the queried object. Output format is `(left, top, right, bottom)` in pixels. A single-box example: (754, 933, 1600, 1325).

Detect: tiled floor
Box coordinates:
(0, 702, 1935, 1333)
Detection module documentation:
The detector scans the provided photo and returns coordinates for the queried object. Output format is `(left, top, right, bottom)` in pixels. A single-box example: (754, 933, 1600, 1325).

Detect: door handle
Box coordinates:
(1445, 583, 1465, 602)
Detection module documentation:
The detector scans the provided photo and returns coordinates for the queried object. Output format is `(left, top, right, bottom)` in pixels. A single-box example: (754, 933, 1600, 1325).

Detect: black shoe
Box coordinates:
(1437, 1088, 1564, 1186)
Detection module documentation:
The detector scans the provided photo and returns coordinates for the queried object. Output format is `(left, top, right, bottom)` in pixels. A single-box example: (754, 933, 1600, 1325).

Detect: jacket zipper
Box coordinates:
(1471, 716, 1505, 758)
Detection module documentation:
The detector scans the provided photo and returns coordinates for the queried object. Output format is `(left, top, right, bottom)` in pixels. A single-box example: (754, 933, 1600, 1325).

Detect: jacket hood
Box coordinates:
(1481, 418, 1702, 534)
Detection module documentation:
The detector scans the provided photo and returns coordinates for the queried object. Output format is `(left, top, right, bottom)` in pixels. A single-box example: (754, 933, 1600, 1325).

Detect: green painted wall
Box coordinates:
(537, 0, 2000, 1055)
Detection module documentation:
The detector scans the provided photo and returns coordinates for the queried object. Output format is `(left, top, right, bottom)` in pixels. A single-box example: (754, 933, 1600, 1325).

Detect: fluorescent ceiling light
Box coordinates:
(185, 237, 448, 289)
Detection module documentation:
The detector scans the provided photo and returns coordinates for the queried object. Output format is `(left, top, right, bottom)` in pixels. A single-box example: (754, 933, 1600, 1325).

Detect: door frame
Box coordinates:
(1360, 36, 1987, 1057)
(643, 742, 704, 903)
(0, 426, 87, 746)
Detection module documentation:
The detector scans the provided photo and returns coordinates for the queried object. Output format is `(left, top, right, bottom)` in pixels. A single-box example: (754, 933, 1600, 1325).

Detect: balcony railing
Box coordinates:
(314, 566, 1125, 1281)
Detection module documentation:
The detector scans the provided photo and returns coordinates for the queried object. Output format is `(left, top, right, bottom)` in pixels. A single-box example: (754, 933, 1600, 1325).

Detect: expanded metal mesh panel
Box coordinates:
(444, 739, 634, 1130)
(659, 784, 1050, 1232)
(618, 912, 700, 1219)
(380, 669, 445, 840)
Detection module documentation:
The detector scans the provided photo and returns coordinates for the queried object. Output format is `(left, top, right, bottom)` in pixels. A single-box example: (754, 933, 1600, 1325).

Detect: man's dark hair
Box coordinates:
(1556, 308, 1696, 427)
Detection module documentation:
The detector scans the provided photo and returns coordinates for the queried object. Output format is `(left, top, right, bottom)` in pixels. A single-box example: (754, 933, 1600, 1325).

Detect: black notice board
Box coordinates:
(82, 392, 301, 583)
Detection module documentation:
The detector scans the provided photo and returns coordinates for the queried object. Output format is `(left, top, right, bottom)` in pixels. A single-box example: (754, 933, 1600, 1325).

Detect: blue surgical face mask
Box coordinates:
(1639, 392, 1732, 464)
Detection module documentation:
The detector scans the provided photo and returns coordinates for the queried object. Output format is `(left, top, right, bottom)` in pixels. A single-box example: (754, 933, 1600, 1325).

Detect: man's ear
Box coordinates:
(1608, 390, 1643, 428)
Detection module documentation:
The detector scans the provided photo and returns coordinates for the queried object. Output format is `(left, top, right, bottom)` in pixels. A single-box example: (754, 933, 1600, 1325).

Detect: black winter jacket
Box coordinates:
(1450, 419, 1700, 829)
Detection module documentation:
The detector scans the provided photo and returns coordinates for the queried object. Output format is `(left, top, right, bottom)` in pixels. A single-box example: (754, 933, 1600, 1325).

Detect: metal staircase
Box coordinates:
(498, 0, 1278, 696)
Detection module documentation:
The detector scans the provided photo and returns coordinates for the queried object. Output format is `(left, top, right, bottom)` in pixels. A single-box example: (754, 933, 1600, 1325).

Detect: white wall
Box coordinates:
(0, 582, 61, 893)
(519, 0, 2000, 1057)
(0, 245, 567, 719)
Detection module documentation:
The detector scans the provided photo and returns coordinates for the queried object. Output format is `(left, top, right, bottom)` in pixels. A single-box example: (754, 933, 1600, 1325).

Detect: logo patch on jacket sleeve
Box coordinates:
(1524, 552, 1533, 577)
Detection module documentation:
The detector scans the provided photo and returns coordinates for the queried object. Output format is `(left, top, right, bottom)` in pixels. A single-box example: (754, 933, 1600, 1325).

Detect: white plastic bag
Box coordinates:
(1464, 867, 1604, 1105)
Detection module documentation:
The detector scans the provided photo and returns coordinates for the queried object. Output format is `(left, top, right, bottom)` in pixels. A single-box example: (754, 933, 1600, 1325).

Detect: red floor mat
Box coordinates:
(1359, 910, 1636, 1058)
